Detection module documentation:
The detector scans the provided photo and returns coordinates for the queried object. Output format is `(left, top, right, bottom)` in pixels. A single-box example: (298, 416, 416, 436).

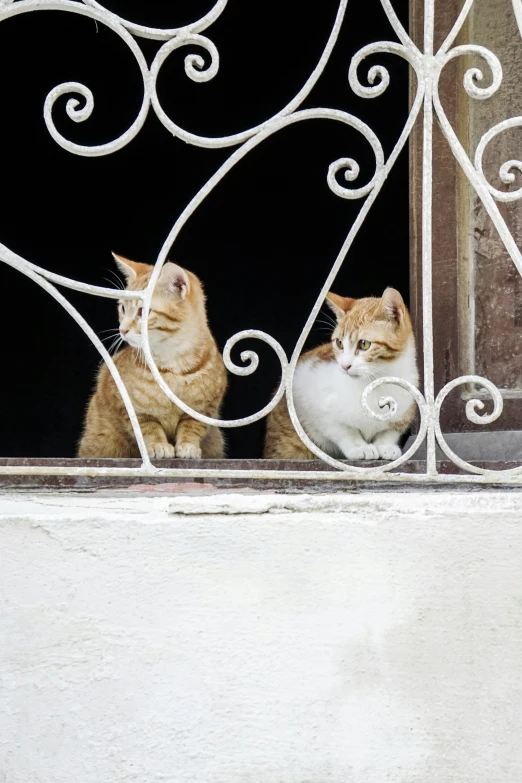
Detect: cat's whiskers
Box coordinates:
(131, 343, 147, 370)
(359, 368, 381, 384)
(318, 312, 337, 328)
(99, 327, 120, 335)
(134, 346, 143, 369)
(314, 319, 336, 333)
(100, 330, 120, 344)
(108, 335, 124, 355)
(104, 270, 125, 290)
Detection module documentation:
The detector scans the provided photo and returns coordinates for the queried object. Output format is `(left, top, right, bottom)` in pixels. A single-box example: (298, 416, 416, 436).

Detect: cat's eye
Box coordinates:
(335, 338, 343, 349)
(358, 339, 371, 351)
(120, 304, 125, 314)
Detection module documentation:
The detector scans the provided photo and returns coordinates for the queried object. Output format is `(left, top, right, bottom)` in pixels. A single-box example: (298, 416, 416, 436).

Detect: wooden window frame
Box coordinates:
(410, 0, 522, 434)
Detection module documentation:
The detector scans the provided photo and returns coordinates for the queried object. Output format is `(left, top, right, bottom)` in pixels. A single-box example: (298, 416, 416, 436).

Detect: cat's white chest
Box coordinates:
(292, 344, 418, 444)
(293, 361, 377, 440)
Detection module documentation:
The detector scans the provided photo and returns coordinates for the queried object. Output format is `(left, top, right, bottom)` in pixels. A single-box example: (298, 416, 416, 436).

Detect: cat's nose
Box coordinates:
(342, 363, 352, 373)
(120, 328, 129, 336)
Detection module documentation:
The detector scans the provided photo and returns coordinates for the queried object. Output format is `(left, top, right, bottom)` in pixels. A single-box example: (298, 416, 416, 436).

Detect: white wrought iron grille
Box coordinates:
(1, 0, 521, 485)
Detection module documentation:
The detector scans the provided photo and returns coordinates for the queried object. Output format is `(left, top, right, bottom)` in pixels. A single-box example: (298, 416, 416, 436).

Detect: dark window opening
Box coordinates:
(0, 0, 410, 460)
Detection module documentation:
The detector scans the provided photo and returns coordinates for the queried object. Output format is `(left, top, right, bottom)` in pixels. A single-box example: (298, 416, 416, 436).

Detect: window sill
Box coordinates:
(0, 457, 522, 493)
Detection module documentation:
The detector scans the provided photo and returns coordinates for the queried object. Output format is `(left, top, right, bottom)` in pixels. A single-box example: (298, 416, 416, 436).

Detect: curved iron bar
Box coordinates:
(0, 250, 152, 469)
(433, 376, 521, 476)
(2, 0, 522, 481)
(149, 0, 350, 148)
(0, 242, 140, 300)
(0, 1, 153, 158)
(81, 0, 229, 41)
(474, 117, 522, 203)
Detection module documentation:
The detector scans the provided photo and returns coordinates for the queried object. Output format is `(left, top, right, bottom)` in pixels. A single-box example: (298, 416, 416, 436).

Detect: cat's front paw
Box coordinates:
(377, 445, 402, 461)
(148, 443, 176, 459)
(344, 444, 379, 460)
(175, 443, 202, 460)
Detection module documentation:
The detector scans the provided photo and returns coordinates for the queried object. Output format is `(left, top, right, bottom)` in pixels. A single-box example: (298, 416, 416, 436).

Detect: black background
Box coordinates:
(0, 0, 409, 458)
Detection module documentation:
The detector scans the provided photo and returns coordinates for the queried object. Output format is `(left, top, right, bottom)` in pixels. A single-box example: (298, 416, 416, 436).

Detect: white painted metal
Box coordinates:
(0, 0, 520, 483)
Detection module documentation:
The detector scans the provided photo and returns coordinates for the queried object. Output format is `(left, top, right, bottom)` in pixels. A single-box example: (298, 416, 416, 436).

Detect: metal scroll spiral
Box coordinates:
(80, 0, 229, 41)
(434, 377, 507, 475)
(475, 117, 522, 204)
(37, 0, 352, 153)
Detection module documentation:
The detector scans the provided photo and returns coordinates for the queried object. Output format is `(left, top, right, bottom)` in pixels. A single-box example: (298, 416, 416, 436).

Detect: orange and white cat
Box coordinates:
(264, 288, 418, 460)
(78, 254, 227, 459)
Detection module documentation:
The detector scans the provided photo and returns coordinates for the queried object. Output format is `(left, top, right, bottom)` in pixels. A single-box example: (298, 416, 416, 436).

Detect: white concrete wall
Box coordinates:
(1, 490, 522, 783)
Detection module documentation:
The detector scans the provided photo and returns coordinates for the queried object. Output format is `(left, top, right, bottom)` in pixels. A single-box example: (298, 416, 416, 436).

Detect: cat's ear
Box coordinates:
(326, 292, 355, 321)
(159, 262, 189, 300)
(380, 287, 405, 323)
(112, 253, 150, 283)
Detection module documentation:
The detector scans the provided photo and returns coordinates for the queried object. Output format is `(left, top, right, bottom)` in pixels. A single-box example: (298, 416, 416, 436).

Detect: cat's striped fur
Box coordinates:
(78, 255, 227, 459)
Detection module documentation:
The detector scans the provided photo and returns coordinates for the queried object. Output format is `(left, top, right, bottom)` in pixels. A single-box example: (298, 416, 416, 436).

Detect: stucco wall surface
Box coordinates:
(1, 490, 522, 783)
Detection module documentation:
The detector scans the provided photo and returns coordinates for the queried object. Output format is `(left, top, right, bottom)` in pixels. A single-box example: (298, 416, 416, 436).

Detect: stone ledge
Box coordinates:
(0, 489, 522, 520)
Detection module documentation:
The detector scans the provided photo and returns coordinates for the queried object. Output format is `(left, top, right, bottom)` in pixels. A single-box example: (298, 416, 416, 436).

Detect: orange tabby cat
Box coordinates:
(78, 254, 227, 459)
(264, 288, 418, 460)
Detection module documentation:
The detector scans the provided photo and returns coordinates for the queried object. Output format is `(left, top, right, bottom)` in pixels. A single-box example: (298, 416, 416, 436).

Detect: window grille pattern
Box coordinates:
(1, 0, 521, 485)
